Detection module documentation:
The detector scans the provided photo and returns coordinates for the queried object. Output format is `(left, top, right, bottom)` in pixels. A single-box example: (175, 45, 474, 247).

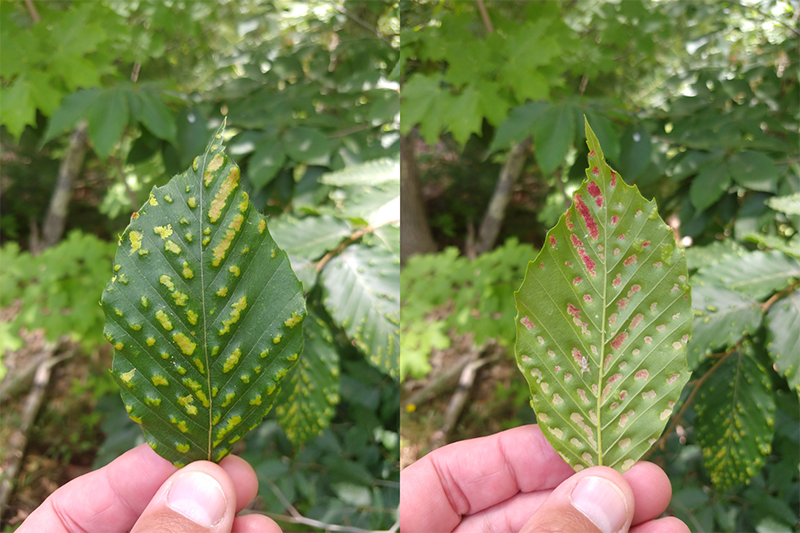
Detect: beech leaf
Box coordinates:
(102, 120, 306, 466)
(514, 118, 692, 472)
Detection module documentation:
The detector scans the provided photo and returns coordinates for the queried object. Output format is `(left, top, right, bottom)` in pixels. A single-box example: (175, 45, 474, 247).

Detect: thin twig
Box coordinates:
(475, 0, 494, 33)
(760, 281, 800, 313)
(644, 342, 740, 459)
(24, 0, 39, 23)
(267, 482, 395, 533)
(315, 219, 399, 273)
(330, 2, 391, 44)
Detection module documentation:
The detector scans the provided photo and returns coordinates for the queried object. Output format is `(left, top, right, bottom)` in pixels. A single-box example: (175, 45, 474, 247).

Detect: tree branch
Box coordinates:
(643, 342, 741, 460)
(760, 280, 800, 313)
(475, 0, 494, 33)
(24, 0, 40, 23)
(266, 481, 397, 533)
(315, 219, 399, 273)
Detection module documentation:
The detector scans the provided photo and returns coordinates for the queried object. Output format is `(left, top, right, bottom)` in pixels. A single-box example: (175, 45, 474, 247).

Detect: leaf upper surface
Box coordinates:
(515, 119, 692, 472)
(766, 290, 800, 399)
(103, 121, 306, 466)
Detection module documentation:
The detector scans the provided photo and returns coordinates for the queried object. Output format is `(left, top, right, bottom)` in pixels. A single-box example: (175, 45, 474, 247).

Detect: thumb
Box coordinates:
(521, 466, 634, 533)
(131, 461, 236, 533)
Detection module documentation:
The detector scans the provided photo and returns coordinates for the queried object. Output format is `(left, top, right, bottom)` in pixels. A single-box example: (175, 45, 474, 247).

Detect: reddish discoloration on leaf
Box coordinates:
(573, 276, 582, 285)
(642, 241, 651, 248)
(589, 150, 596, 157)
(565, 209, 574, 230)
(583, 294, 593, 303)
(571, 234, 583, 248)
(608, 373, 623, 384)
(616, 297, 630, 310)
(611, 215, 619, 225)
(613, 273, 622, 288)
(628, 284, 641, 297)
(611, 332, 628, 350)
(610, 171, 616, 187)
(577, 246, 596, 277)
(609, 313, 618, 326)
(550, 235, 557, 248)
(624, 254, 638, 266)
(653, 261, 662, 267)
(565, 260, 572, 267)
(574, 194, 599, 240)
(588, 181, 601, 197)
(667, 373, 680, 384)
(630, 313, 644, 329)
(521, 316, 535, 330)
(635, 369, 650, 380)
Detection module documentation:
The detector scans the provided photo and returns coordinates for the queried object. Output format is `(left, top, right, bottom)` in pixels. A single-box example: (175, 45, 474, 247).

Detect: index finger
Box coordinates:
(399, 424, 574, 533)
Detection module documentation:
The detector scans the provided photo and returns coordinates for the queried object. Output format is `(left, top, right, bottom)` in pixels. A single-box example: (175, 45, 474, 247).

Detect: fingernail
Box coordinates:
(570, 476, 628, 533)
(167, 471, 227, 527)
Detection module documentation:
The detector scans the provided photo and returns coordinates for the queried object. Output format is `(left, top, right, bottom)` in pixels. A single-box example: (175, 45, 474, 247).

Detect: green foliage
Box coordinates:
(103, 123, 307, 465)
(766, 290, 800, 398)
(0, 231, 115, 351)
(400, 238, 537, 380)
(514, 121, 692, 472)
(695, 341, 775, 491)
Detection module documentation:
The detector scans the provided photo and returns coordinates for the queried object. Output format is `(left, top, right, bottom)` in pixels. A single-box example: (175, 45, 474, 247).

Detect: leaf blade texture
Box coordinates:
(514, 118, 692, 472)
(766, 290, 800, 399)
(102, 121, 306, 466)
(695, 343, 775, 490)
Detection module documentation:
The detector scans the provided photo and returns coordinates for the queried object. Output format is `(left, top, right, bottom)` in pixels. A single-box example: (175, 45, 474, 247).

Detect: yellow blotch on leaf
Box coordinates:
(164, 194, 173, 203)
(258, 219, 266, 234)
(146, 337, 155, 346)
(239, 194, 248, 213)
(176, 443, 190, 453)
(221, 392, 236, 407)
(129, 231, 143, 254)
(172, 292, 188, 306)
(222, 348, 241, 373)
(151, 375, 169, 387)
(240, 374, 250, 383)
(219, 296, 247, 335)
(193, 157, 199, 171)
(250, 395, 262, 406)
(216, 287, 228, 297)
(209, 167, 240, 223)
(265, 385, 276, 395)
(130, 415, 143, 424)
(145, 397, 161, 407)
(187, 197, 197, 208)
(140, 296, 148, 308)
(159, 275, 175, 291)
(120, 369, 135, 383)
(178, 395, 197, 415)
(114, 342, 124, 350)
(229, 265, 240, 277)
(284, 312, 302, 328)
(195, 390, 209, 408)
(155, 310, 173, 331)
(165, 240, 181, 254)
(173, 333, 197, 356)
(149, 193, 158, 206)
(186, 310, 198, 325)
(212, 214, 244, 266)
(273, 334, 282, 345)
(182, 262, 194, 279)
(153, 225, 173, 239)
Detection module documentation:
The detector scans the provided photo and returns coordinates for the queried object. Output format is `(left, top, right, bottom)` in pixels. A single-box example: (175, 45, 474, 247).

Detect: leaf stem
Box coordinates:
(643, 341, 741, 459)
(760, 280, 800, 313)
(315, 219, 399, 273)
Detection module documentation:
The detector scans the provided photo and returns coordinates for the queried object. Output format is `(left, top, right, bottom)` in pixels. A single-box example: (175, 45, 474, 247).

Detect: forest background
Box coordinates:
(1, 1, 400, 531)
(399, 1, 799, 532)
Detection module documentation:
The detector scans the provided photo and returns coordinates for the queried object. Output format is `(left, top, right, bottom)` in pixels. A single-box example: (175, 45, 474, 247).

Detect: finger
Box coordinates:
(399, 425, 574, 533)
(520, 466, 634, 533)
(219, 455, 259, 514)
(622, 462, 672, 525)
(232, 513, 283, 533)
(130, 461, 236, 533)
(18, 443, 177, 533)
(630, 516, 690, 533)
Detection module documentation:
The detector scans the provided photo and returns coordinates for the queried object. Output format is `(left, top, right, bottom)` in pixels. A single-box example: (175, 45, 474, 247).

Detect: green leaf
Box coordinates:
(693, 251, 800, 300)
(270, 215, 352, 260)
(488, 102, 547, 154)
(685, 239, 745, 271)
(743, 233, 800, 260)
(321, 244, 399, 378)
(0, 77, 35, 139)
(515, 119, 692, 472)
(102, 121, 307, 466)
(690, 162, 730, 212)
(767, 193, 800, 216)
(766, 290, 800, 398)
(533, 103, 575, 175)
(41, 88, 102, 145)
(688, 284, 763, 369)
(618, 125, 652, 183)
(282, 127, 330, 165)
(133, 90, 177, 144)
(583, 110, 620, 164)
(695, 343, 775, 490)
(444, 85, 482, 146)
(728, 151, 778, 193)
(399, 73, 441, 136)
(247, 139, 286, 189)
(320, 158, 399, 187)
(86, 87, 130, 160)
(275, 311, 340, 446)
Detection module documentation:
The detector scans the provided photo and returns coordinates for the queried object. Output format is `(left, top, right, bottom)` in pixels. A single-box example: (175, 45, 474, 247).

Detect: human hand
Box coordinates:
(18, 443, 281, 533)
(399, 424, 689, 533)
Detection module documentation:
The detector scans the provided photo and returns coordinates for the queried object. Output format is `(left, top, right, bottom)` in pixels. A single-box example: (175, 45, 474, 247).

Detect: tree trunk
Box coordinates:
(474, 137, 531, 255)
(400, 134, 437, 264)
(41, 120, 89, 249)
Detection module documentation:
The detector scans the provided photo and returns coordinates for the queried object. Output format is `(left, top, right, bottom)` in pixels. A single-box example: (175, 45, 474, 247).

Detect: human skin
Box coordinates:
(399, 424, 690, 533)
(17, 443, 281, 533)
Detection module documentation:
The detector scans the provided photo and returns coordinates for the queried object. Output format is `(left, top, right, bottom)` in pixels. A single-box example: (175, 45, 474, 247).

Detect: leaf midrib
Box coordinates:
(198, 147, 212, 461)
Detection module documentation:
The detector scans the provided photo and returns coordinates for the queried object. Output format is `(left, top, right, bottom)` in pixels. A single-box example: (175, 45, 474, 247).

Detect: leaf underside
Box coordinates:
(103, 121, 306, 466)
(695, 343, 775, 490)
(514, 118, 692, 473)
